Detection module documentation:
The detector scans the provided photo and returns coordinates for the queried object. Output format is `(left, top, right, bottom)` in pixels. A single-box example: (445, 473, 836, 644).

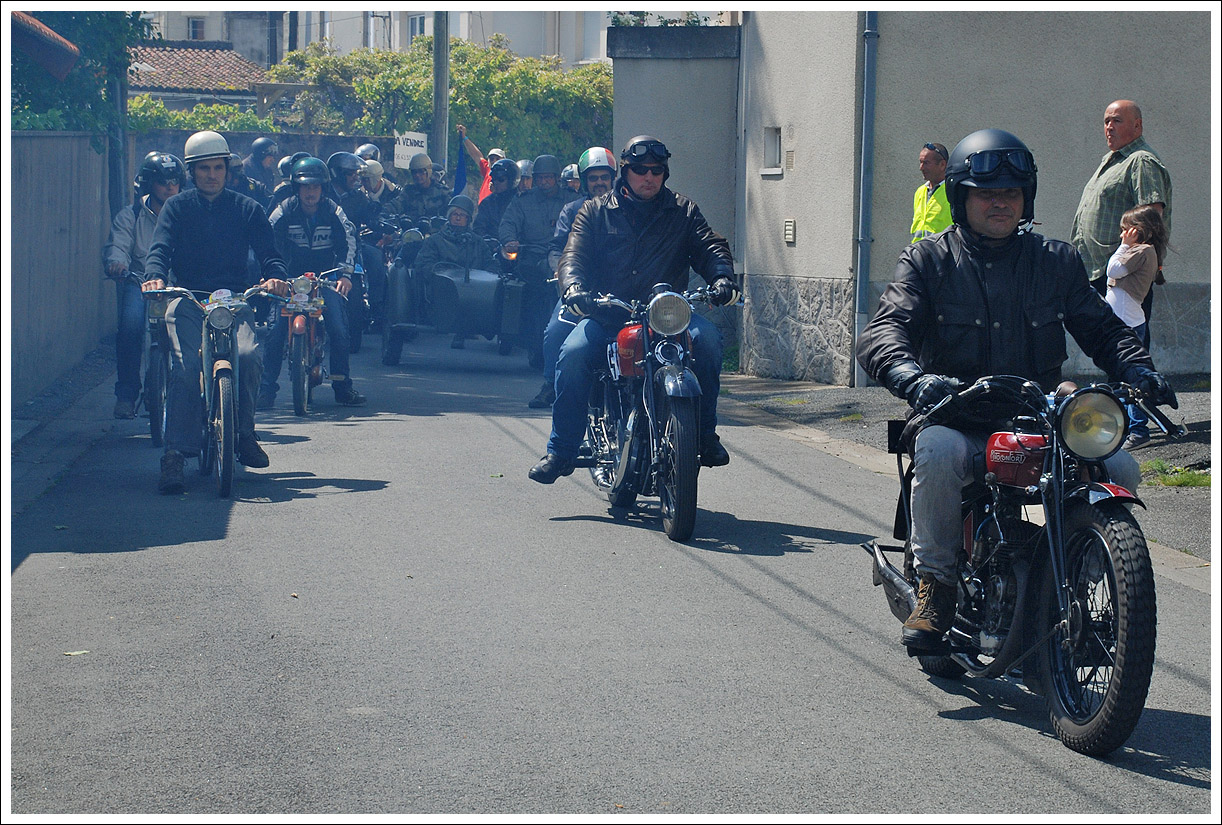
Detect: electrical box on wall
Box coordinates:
(784, 218, 796, 244)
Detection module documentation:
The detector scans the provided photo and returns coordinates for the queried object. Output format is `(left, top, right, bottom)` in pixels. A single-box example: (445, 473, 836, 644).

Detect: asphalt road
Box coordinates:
(7, 331, 1214, 815)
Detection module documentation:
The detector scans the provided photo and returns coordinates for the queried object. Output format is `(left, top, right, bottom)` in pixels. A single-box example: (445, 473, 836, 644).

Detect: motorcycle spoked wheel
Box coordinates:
(290, 332, 309, 417)
(213, 371, 236, 498)
(145, 348, 168, 448)
(1036, 501, 1156, 756)
(658, 396, 699, 542)
(585, 389, 638, 510)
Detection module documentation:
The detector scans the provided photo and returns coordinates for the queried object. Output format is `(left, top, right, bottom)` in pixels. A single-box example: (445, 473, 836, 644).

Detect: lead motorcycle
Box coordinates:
(574, 283, 720, 542)
(865, 374, 1184, 756)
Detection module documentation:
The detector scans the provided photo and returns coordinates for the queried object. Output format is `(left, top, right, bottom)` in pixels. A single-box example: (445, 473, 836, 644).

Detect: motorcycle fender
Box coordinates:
(292, 314, 307, 335)
(212, 359, 232, 377)
(655, 365, 702, 398)
(1066, 481, 1145, 509)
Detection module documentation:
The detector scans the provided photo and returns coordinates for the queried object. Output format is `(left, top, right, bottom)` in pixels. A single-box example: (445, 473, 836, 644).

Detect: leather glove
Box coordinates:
(1128, 367, 1179, 409)
(563, 285, 595, 318)
(905, 373, 962, 414)
(709, 277, 741, 307)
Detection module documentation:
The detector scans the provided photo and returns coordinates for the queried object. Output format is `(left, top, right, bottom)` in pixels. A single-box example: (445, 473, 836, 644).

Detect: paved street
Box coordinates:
(7, 331, 1214, 815)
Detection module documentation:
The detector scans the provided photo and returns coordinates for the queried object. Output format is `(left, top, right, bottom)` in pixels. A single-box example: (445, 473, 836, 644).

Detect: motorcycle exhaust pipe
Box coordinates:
(863, 540, 918, 624)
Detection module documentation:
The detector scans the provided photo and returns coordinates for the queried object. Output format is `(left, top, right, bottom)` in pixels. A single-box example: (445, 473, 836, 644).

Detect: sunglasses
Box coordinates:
(585, 172, 614, 183)
(624, 140, 670, 160)
(627, 164, 666, 177)
(965, 149, 1036, 179)
(922, 142, 948, 161)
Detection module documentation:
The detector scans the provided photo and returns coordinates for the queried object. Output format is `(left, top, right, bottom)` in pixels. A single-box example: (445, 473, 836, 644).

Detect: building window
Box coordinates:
(761, 127, 783, 176)
(187, 17, 205, 41)
(408, 14, 426, 44)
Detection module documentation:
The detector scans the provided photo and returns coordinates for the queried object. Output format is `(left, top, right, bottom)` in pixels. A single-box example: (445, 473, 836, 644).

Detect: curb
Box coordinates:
(718, 383, 1212, 596)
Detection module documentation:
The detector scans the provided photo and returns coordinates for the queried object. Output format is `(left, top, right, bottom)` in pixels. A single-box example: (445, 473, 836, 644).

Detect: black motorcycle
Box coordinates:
(865, 374, 1184, 755)
(575, 284, 717, 542)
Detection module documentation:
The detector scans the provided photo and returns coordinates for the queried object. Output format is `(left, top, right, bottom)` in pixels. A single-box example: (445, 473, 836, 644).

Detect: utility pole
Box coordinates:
(431, 12, 449, 170)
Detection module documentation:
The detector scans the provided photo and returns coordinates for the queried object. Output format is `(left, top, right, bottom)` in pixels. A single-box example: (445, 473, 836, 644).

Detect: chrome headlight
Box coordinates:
(647, 291, 691, 337)
(1057, 387, 1126, 460)
(207, 305, 234, 331)
(292, 276, 314, 294)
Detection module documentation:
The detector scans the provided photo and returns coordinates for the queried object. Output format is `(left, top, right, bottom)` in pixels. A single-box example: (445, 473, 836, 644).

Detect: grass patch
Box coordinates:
(839, 412, 864, 422)
(768, 397, 809, 406)
(722, 343, 740, 373)
(1141, 458, 1211, 487)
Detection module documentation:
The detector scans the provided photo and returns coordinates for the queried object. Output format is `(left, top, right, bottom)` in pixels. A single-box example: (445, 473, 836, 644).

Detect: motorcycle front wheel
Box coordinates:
(145, 347, 168, 448)
(214, 371, 236, 498)
(659, 397, 698, 541)
(290, 331, 309, 416)
(1037, 501, 1156, 756)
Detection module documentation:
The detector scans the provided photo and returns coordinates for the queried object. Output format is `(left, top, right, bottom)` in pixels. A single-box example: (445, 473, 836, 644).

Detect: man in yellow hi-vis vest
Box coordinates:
(910, 142, 951, 242)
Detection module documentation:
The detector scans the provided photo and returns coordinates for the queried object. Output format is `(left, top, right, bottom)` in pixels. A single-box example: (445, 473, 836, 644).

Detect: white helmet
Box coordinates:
(183, 130, 231, 165)
(360, 159, 385, 180)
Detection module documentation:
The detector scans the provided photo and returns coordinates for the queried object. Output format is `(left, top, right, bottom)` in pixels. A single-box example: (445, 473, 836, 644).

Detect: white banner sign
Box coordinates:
(393, 131, 429, 169)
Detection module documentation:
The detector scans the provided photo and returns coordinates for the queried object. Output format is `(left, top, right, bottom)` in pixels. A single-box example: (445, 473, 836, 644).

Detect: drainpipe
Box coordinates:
(852, 11, 879, 388)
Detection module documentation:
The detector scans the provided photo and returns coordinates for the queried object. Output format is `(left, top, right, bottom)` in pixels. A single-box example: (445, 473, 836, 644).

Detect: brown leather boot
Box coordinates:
(902, 574, 957, 649)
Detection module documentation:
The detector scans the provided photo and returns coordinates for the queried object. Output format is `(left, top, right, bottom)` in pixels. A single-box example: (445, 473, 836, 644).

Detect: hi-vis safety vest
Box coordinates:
(911, 181, 951, 242)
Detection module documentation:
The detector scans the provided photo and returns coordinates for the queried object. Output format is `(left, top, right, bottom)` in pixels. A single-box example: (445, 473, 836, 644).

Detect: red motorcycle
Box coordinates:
(278, 267, 346, 416)
(866, 374, 1183, 755)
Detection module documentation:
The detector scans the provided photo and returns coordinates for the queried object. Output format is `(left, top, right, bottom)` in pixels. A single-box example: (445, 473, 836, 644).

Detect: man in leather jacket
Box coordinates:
(413, 195, 500, 348)
(856, 129, 1177, 651)
(328, 152, 387, 330)
(529, 136, 741, 484)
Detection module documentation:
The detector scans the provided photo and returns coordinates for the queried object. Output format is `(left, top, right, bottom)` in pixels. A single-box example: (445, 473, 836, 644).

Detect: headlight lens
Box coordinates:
(207, 305, 234, 331)
(647, 292, 691, 336)
(292, 276, 314, 294)
(1057, 388, 1126, 460)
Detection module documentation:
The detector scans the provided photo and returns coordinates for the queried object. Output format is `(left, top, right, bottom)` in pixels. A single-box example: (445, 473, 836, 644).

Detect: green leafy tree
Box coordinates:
(11, 11, 153, 150)
(127, 95, 277, 134)
(268, 35, 612, 169)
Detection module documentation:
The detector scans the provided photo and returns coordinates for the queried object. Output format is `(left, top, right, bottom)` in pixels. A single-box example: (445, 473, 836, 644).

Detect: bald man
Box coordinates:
(1071, 100, 1172, 306)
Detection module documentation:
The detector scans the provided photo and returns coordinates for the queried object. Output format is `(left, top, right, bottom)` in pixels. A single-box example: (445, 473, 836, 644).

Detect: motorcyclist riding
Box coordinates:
(471, 158, 520, 238)
(259, 156, 368, 409)
(529, 135, 740, 483)
(856, 128, 1176, 650)
(242, 135, 279, 192)
(327, 151, 387, 331)
(400, 152, 450, 224)
(140, 130, 291, 494)
(103, 151, 185, 419)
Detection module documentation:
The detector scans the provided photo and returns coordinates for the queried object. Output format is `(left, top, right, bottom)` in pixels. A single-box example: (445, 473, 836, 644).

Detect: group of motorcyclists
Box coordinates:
(106, 128, 1176, 660)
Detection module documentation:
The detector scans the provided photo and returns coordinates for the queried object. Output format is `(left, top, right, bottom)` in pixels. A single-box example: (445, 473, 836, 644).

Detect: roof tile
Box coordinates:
(130, 41, 266, 94)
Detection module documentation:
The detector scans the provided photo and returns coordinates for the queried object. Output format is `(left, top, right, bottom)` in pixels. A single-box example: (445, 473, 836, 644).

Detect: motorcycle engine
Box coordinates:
(978, 571, 1016, 656)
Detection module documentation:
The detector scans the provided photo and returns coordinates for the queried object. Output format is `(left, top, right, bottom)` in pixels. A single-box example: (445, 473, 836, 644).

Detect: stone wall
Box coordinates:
(741, 274, 856, 385)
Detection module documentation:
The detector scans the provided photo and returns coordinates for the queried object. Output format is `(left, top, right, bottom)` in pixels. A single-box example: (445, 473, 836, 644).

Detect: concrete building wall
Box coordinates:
(11, 134, 115, 406)
(735, 9, 1213, 383)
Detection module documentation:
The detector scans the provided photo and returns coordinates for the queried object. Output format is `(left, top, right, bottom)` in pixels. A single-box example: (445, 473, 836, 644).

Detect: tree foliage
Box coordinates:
(267, 35, 612, 169)
(10, 11, 154, 149)
(127, 95, 277, 134)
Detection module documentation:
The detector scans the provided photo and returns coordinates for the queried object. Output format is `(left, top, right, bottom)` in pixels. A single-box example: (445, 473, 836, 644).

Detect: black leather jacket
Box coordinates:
(857, 225, 1153, 393)
(557, 185, 733, 303)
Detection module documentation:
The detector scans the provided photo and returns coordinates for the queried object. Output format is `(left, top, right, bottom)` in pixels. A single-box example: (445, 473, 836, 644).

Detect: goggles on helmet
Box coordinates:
(624, 140, 670, 162)
(965, 148, 1036, 180)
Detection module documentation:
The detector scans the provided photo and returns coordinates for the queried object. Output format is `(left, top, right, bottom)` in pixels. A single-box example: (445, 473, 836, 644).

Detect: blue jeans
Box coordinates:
(163, 297, 262, 455)
(260, 288, 352, 397)
(546, 313, 723, 459)
(542, 300, 579, 387)
(1126, 322, 1150, 438)
(114, 278, 146, 403)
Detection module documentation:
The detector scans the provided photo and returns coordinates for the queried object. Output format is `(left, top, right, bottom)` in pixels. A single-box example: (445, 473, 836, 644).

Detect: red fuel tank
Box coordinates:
(985, 432, 1048, 488)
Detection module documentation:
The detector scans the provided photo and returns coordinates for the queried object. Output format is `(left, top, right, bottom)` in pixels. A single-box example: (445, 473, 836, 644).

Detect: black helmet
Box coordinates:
(532, 154, 561, 177)
(250, 136, 279, 161)
(447, 194, 475, 220)
(355, 142, 380, 162)
(135, 152, 187, 197)
(944, 128, 1038, 227)
(490, 157, 520, 187)
(278, 151, 311, 180)
(516, 159, 534, 180)
(620, 135, 671, 183)
(327, 151, 365, 181)
(291, 156, 331, 189)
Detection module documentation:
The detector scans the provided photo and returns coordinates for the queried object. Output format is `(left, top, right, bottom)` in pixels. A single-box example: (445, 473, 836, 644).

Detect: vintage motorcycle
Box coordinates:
(115, 270, 171, 447)
(864, 374, 1184, 755)
(573, 284, 719, 542)
(277, 267, 347, 416)
(144, 285, 278, 497)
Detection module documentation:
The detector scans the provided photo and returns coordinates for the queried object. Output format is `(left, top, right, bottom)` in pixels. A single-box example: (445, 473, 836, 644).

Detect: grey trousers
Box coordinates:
(909, 425, 1141, 585)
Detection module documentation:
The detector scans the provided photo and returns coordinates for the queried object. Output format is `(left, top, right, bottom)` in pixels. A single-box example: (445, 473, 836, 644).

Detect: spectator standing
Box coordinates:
(910, 142, 951, 242)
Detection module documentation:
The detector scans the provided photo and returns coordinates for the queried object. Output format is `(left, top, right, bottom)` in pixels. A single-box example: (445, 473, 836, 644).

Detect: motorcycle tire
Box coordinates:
(1036, 501, 1156, 756)
(145, 348, 168, 448)
(381, 326, 403, 366)
(659, 397, 699, 542)
(348, 299, 366, 354)
(497, 337, 514, 356)
(291, 332, 309, 417)
(214, 371, 236, 498)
